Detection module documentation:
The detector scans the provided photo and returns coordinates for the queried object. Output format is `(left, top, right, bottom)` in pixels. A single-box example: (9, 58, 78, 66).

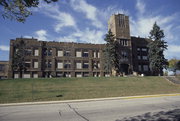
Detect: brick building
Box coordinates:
(8, 13, 152, 78)
(0, 61, 9, 79)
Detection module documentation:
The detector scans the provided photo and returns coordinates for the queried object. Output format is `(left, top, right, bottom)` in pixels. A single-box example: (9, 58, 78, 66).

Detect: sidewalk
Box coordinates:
(1, 93, 180, 107)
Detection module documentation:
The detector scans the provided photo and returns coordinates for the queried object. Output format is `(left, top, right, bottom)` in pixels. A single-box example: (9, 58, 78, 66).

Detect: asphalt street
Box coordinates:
(0, 95, 180, 121)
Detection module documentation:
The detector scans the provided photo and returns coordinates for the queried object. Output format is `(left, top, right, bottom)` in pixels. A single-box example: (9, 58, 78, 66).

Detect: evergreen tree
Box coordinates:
(148, 22, 168, 76)
(12, 39, 27, 78)
(0, 0, 58, 22)
(103, 30, 117, 75)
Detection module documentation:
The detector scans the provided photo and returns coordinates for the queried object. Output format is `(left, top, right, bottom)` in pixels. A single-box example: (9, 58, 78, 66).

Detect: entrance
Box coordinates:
(120, 64, 129, 75)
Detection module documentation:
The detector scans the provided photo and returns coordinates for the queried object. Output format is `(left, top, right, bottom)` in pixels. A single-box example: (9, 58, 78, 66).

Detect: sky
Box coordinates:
(0, 0, 180, 61)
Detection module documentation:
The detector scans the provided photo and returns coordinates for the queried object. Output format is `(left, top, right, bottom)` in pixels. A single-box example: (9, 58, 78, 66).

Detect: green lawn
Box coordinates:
(0, 76, 180, 103)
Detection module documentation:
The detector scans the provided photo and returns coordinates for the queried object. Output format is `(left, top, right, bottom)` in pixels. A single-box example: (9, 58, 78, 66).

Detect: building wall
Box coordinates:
(0, 61, 9, 79)
(8, 14, 152, 78)
(8, 38, 105, 78)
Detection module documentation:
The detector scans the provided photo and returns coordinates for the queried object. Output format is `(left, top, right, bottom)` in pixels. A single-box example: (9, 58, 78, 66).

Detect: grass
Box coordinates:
(0, 76, 180, 103)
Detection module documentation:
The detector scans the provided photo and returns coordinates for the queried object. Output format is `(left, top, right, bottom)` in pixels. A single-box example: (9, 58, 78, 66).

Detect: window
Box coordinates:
(138, 65, 142, 71)
(83, 62, 89, 69)
(45, 60, 52, 68)
(23, 73, 30, 78)
(138, 56, 141, 60)
(64, 72, 71, 77)
(64, 50, 70, 56)
(104, 73, 110, 77)
(33, 73, 38, 78)
(25, 60, 31, 68)
(93, 51, 97, 58)
(82, 51, 88, 57)
(57, 62, 63, 69)
(57, 50, 63, 57)
(75, 72, 82, 77)
(93, 72, 100, 77)
(142, 56, 148, 60)
(142, 48, 147, 52)
(34, 49, 39, 56)
(44, 48, 52, 56)
(137, 48, 141, 51)
(14, 73, 19, 78)
(49, 49, 52, 56)
(93, 61, 100, 69)
(0, 64, 5, 71)
(97, 52, 100, 58)
(83, 72, 89, 77)
(143, 65, 149, 71)
(76, 62, 82, 69)
(26, 49, 31, 56)
(57, 72, 63, 77)
(64, 61, 71, 69)
(33, 61, 38, 68)
(122, 51, 128, 58)
(120, 39, 128, 46)
(76, 51, 82, 57)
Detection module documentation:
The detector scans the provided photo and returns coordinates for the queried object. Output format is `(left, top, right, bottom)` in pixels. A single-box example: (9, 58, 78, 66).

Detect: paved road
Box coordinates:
(0, 96, 180, 121)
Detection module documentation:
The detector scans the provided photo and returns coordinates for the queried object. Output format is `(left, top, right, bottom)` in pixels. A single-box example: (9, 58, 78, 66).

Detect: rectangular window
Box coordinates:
(76, 51, 82, 57)
(64, 72, 71, 77)
(142, 48, 147, 52)
(57, 72, 63, 77)
(75, 72, 82, 77)
(83, 72, 89, 77)
(83, 62, 89, 69)
(45, 60, 52, 68)
(82, 51, 88, 57)
(137, 48, 141, 51)
(14, 73, 19, 78)
(64, 50, 70, 56)
(26, 49, 32, 56)
(97, 52, 100, 58)
(64, 61, 71, 69)
(138, 56, 141, 60)
(138, 65, 142, 71)
(0, 64, 5, 71)
(23, 73, 30, 78)
(25, 61, 31, 68)
(93, 51, 96, 58)
(34, 49, 39, 56)
(44, 48, 52, 56)
(33, 73, 38, 78)
(142, 56, 148, 60)
(98, 62, 100, 68)
(34, 61, 38, 68)
(143, 65, 149, 71)
(57, 62, 63, 69)
(57, 50, 63, 57)
(76, 62, 82, 69)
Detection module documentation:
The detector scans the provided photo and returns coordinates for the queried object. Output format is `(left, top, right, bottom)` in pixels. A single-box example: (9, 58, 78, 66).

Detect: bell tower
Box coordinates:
(108, 14, 133, 75)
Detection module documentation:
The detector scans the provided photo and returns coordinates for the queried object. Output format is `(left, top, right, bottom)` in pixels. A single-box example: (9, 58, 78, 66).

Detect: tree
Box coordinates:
(103, 30, 117, 75)
(148, 22, 168, 76)
(12, 39, 27, 78)
(169, 59, 180, 75)
(0, 0, 58, 22)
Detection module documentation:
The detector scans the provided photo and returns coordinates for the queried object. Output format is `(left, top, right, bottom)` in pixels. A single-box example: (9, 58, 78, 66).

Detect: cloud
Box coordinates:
(35, 29, 49, 41)
(131, 0, 178, 42)
(38, 2, 76, 32)
(0, 45, 9, 51)
(57, 28, 105, 44)
(70, 0, 103, 28)
(136, 0, 145, 14)
(165, 44, 180, 59)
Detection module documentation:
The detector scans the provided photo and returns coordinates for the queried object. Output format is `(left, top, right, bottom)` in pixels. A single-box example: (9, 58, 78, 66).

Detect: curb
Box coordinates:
(1, 93, 180, 107)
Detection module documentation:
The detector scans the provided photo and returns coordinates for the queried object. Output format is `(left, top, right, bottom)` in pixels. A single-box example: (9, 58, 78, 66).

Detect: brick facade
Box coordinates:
(8, 13, 152, 78)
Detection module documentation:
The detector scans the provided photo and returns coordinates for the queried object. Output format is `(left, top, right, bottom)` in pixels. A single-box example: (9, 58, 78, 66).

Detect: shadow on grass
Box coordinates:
(116, 109, 180, 121)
